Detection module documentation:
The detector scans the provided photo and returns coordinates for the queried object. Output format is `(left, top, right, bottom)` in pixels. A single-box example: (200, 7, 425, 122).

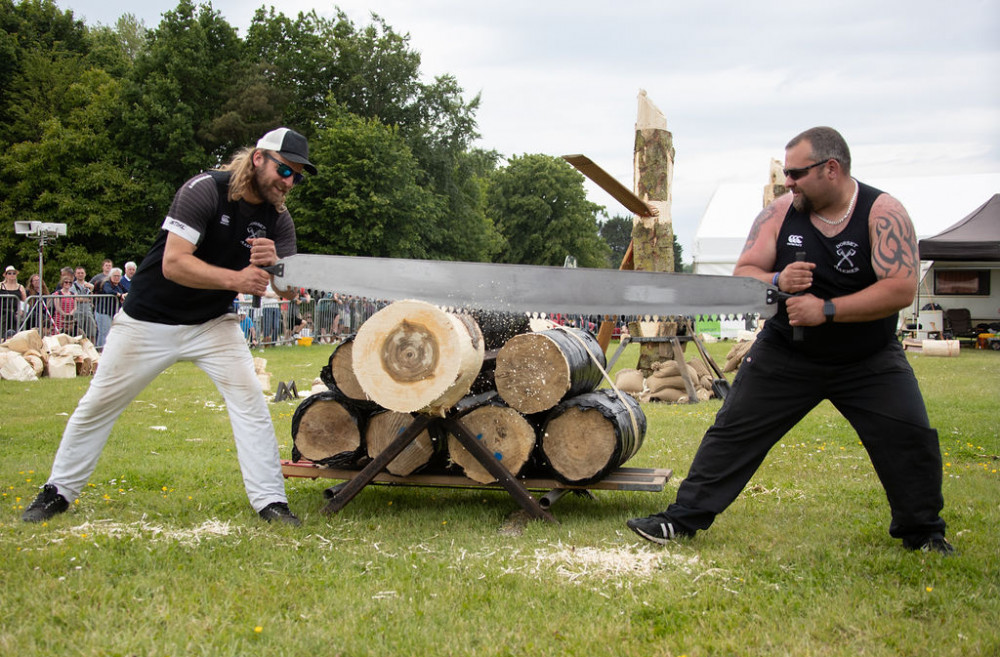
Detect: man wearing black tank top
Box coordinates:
(629, 127, 951, 554)
(23, 128, 316, 527)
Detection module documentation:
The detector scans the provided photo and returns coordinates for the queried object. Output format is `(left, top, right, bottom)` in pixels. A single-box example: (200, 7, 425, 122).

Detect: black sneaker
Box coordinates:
(22, 484, 70, 523)
(626, 514, 689, 545)
(258, 502, 301, 526)
(906, 535, 955, 556)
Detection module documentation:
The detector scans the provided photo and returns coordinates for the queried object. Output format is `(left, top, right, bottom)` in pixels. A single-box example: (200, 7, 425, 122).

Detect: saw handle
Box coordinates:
(249, 229, 267, 308)
(792, 251, 806, 342)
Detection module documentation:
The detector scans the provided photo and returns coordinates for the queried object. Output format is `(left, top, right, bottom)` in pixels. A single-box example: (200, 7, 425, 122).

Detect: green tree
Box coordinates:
(114, 0, 246, 228)
(600, 214, 631, 267)
(244, 8, 491, 261)
(0, 0, 90, 145)
(291, 108, 439, 259)
(0, 68, 147, 278)
(487, 154, 610, 268)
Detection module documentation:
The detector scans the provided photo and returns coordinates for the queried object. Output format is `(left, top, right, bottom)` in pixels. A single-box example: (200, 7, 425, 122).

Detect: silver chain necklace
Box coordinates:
(813, 180, 858, 226)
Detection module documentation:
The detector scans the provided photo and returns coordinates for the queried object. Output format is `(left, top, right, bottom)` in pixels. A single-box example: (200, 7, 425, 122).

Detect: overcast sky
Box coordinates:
(61, 0, 1000, 256)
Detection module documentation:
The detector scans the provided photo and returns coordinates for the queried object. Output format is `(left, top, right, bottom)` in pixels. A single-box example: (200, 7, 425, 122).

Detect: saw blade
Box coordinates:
(268, 254, 776, 317)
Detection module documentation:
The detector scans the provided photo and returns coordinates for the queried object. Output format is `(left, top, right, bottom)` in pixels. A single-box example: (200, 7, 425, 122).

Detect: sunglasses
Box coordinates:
(783, 159, 829, 180)
(263, 153, 304, 185)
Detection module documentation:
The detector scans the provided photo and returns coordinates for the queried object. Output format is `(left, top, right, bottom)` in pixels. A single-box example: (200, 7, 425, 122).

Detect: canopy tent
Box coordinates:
(917, 194, 1000, 261)
(915, 192, 1000, 331)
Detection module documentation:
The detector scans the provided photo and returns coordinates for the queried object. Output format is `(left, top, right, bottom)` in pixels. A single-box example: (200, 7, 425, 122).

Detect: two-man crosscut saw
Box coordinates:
(265, 254, 782, 318)
(264, 155, 785, 317)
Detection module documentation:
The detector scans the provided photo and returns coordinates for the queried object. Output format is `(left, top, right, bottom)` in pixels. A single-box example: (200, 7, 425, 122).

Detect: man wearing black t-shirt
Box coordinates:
(24, 128, 316, 526)
(628, 127, 951, 554)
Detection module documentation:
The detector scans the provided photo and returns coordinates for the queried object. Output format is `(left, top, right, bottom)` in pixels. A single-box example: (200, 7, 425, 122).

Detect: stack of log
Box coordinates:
(0, 330, 100, 381)
(291, 300, 647, 486)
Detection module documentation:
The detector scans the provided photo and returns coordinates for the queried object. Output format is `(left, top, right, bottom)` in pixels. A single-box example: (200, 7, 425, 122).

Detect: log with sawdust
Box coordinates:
(352, 300, 484, 416)
(494, 327, 606, 414)
(446, 401, 537, 484)
(291, 390, 368, 468)
(539, 389, 646, 485)
(365, 409, 441, 476)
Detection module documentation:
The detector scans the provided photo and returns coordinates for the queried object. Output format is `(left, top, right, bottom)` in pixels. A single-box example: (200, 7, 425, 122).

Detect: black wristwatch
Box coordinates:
(823, 299, 836, 324)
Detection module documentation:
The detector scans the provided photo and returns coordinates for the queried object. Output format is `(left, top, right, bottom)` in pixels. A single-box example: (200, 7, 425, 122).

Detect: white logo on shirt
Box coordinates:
(787, 234, 804, 247)
(220, 214, 230, 227)
(835, 240, 861, 274)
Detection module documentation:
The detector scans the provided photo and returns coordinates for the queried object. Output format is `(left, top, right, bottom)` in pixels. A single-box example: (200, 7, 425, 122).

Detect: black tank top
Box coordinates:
(760, 181, 898, 363)
(124, 171, 282, 325)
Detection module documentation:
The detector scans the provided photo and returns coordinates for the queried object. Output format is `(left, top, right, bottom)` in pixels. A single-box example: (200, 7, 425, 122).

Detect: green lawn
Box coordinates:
(2, 340, 998, 656)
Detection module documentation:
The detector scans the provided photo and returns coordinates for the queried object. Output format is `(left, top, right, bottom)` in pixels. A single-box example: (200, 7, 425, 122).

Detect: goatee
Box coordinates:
(792, 193, 814, 214)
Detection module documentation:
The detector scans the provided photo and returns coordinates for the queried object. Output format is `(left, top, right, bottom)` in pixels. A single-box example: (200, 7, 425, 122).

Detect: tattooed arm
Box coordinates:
(819, 194, 919, 324)
(734, 194, 808, 288)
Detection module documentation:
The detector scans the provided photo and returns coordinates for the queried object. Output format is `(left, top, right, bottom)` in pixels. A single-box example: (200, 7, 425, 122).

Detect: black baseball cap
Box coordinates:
(256, 127, 317, 175)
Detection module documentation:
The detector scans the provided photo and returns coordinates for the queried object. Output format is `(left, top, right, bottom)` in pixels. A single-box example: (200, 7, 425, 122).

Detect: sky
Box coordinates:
(60, 0, 1000, 257)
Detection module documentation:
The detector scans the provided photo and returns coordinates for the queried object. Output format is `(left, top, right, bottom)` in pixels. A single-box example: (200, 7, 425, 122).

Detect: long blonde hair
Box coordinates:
(217, 147, 287, 213)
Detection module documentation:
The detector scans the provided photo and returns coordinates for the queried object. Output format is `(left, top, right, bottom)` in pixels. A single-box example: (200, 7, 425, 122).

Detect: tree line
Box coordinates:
(1, 0, 680, 287)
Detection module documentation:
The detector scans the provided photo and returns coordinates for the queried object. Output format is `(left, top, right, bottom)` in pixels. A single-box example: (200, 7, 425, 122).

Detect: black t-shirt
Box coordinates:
(124, 171, 296, 325)
(760, 181, 898, 363)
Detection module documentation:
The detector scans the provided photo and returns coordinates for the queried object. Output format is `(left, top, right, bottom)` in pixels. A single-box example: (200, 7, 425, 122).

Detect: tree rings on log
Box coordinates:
(494, 327, 606, 414)
(291, 391, 367, 468)
(352, 300, 484, 415)
(540, 389, 646, 485)
(447, 402, 536, 484)
(365, 410, 441, 476)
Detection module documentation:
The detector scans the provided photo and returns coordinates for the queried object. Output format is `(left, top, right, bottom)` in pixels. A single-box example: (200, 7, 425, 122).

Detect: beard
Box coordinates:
(251, 169, 288, 209)
(792, 191, 814, 214)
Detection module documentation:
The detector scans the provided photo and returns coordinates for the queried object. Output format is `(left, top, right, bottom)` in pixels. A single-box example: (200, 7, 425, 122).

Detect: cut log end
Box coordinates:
(353, 300, 484, 414)
(292, 396, 363, 463)
(447, 404, 536, 484)
(494, 333, 571, 414)
(365, 410, 438, 476)
(541, 407, 617, 482)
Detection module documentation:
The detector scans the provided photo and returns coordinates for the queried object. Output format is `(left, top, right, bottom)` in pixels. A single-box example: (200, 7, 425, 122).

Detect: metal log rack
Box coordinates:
(281, 397, 671, 523)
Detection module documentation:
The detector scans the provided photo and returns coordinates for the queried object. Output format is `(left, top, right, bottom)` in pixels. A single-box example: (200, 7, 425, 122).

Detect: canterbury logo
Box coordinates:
(787, 234, 804, 247)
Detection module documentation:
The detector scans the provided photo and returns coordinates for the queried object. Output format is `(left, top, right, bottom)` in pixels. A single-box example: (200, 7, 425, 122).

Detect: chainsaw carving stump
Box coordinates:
(447, 402, 536, 484)
(631, 90, 680, 374)
(494, 327, 606, 414)
(352, 300, 484, 416)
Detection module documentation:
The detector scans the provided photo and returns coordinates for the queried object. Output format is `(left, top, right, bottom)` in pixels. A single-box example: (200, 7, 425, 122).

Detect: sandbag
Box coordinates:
(614, 368, 645, 394)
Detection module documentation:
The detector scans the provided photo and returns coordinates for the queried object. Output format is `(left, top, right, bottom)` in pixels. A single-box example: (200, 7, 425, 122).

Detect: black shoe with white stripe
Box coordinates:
(22, 484, 69, 523)
(627, 514, 690, 545)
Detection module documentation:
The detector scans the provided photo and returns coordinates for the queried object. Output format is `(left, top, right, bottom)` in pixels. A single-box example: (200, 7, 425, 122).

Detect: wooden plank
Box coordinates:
(562, 155, 655, 217)
(282, 460, 671, 493)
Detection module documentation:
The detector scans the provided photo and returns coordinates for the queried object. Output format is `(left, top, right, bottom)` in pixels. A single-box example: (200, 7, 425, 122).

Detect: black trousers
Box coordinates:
(665, 338, 946, 544)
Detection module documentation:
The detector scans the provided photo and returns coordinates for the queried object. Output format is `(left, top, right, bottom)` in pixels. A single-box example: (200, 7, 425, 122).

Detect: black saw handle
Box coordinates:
(792, 251, 806, 342)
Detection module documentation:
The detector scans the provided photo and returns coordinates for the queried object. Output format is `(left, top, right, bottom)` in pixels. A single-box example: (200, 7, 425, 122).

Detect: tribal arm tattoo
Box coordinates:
(871, 205, 918, 281)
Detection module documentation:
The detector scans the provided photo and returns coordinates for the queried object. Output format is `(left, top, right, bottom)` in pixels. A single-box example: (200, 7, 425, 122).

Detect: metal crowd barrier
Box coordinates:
(233, 294, 388, 348)
(2, 293, 119, 348)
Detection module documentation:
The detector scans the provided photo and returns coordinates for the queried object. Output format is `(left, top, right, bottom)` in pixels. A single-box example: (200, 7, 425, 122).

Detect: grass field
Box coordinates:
(2, 340, 998, 656)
